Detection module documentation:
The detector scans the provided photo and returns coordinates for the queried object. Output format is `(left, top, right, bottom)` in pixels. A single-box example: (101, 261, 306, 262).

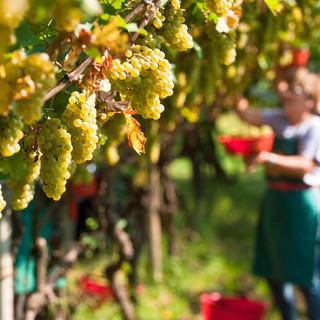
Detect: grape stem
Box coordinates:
(43, 0, 161, 102)
(134, 53, 152, 63)
(45, 97, 55, 122)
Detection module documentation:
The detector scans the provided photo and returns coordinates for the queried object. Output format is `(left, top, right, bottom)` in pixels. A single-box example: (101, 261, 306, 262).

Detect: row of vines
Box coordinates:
(1, 0, 320, 319)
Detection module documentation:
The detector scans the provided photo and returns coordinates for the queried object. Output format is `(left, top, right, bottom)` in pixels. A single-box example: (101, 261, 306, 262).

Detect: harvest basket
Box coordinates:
(218, 134, 275, 156)
(291, 48, 310, 67)
(200, 293, 268, 320)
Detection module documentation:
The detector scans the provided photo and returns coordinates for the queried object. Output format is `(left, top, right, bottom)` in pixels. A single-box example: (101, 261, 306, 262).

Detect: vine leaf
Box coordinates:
(123, 112, 146, 155)
(0, 152, 27, 181)
(264, 0, 283, 15)
(96, 91, 130, 112)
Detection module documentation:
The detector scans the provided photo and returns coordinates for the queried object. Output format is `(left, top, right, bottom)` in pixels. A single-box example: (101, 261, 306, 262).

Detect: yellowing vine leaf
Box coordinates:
(264, 0, 283, 15)
(123, 113, 146, 155)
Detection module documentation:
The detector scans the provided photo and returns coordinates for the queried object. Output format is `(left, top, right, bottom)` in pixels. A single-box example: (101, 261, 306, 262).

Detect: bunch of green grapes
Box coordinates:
(216, 112, 273, 137)
(0, 112, 24, 157)
(6, 152, 41, 210)
(159, 0, 193, 51)
(207, 24, 237, 65)
(4, 50, 56, 125)
(52, 0, 83, 32)
(0, 185, 6, 216)
(106, 45, 174, 119)
(136, 0, 193, 51)
(206, 0, 234, 16)
(38, 118, 73, 201)
(62, 91, 99, 164)
(0, 0, 29, 62)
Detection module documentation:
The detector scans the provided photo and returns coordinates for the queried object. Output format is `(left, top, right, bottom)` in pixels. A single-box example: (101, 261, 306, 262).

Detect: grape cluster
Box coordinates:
(214, 31, 237, 65)
(0, 0, 29, 61)
(157, 0, 193, 51)
(62, 92, 99, 164)
(0, 185, 6, 216)
(0, 112, 24, 157)
(206, 24, 237, 65)
(206, 0, 234, 16)
(38, 118, 73, 201)
(52, 0, 83, 32)
(5, 50, 56, 125)
(6, 153, 41, 210)
(138, 0, 193, 52)
(106, 45, 174, 119)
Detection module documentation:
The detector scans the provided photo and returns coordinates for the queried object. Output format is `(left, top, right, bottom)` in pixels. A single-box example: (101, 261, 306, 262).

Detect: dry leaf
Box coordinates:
(124, 113, 146, 155)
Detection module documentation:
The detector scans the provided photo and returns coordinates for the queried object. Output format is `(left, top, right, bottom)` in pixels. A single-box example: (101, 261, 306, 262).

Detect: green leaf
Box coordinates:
(100, 13, 110, 21)
(192, 41, 203, 59)
(115, 15, 127, 29)
(126, 23, 139, 32)
(185, 2, 206, 25)
(99, 134, 108, 146)
(207, 12, 217, 23)
(85, 47, 102, 62)
(0, 153, 27, 181)
(138, 28, 148, 36)
(264, 0, 281, 15)
(14, 20, 39, 48)
(100, 0, 125, 10)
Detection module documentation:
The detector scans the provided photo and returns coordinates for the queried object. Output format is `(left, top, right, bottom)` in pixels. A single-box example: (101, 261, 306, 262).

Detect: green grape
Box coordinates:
(158, 0, 194, 51)
(14, 52, 57, 125)
(137, 0, 193, 52)
(62, 91, 99, 164)
(0, 185, 6, 216)
(105, 45, 174, 119)
(0, 112, 24, 157)
(206, 0, 234, 16)
(6, 152, 41, 210)
(52, 0, 83, 32)
(0, 0, 29, 28)
(38, 118, 73, 201)
(207, 24, 237, 65)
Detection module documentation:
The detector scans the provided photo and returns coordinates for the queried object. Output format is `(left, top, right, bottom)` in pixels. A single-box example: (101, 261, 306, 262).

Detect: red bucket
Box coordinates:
(200, 293, 268, 320)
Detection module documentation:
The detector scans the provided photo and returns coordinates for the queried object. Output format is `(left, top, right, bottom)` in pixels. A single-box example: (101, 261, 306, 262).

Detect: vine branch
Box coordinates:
(44, 0, 160, 102)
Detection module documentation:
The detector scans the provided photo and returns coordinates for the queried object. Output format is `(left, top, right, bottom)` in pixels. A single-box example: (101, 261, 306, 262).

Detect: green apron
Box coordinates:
(253, 135, 320, 287)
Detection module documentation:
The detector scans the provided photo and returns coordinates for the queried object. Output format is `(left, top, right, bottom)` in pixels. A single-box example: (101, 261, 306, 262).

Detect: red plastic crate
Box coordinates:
(200, 293, 268, 320)
(218, 134, 275, 156)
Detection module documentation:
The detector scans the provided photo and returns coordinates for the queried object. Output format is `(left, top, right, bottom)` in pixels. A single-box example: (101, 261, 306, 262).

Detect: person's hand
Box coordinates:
(243, 151, 270, 174)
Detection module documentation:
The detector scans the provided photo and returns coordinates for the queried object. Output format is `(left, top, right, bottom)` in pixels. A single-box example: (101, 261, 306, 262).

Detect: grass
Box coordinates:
(65, 156, 283, 320)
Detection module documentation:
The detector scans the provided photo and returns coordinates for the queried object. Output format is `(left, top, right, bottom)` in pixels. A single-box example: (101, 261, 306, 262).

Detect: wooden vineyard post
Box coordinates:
(147, 163, 162, 282)
(0, 208, 14, 320)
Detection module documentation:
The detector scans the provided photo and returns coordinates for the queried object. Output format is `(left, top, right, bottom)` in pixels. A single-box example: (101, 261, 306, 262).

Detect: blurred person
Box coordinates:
(233, 66, 320, 320)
